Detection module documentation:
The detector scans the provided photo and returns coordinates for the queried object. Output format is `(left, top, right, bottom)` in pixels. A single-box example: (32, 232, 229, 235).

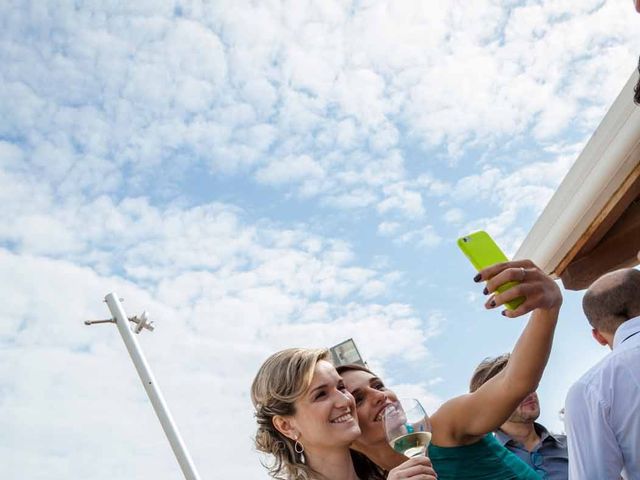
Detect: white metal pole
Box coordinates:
(104, 292, 201, 480)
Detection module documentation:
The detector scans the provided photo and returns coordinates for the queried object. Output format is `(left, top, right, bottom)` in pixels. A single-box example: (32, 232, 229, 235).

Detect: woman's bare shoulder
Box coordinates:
(430, 394, 482, 447)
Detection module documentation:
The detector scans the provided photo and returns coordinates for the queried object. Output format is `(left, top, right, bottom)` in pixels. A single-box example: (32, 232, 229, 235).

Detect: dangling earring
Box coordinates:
(294, 436, 305, 463)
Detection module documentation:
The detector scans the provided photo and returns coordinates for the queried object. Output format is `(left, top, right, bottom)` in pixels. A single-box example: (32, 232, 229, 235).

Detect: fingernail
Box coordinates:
(473, 273, 481, 282)
(501, 310, 506, 316)
(482, 287, 488, 295)
(490, 300, 496, 307)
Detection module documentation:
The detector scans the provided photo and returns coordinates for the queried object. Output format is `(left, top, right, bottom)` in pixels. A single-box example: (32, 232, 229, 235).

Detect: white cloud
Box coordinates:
(324, 189, 378, 209)
(335, 68, 388, 128)
(533, 99, 578, 140)
(396, 226, 442, 248)
(0, 140, 25, 167)
(378, 221, 401, 236)
(452, 151, 576, 246)
(255, 154, 325, 186)
(453, 167, 503, 202)
(0, 150, 447, 477)
(377, 183, 425, 218)
(0, 201, 441, 478)
(443, 207, 464, 225)
(2, 0, 635, 223)
(359, 279, 387, 299)
(2, 1, 639, 477)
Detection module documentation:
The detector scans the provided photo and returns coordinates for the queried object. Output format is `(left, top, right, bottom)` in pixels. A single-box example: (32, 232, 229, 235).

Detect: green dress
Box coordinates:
(427, 434, 542, 479)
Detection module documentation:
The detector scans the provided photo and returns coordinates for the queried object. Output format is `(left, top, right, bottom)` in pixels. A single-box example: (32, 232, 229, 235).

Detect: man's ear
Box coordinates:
(592, 328, 609, 347)
(272, 415, 298, 441)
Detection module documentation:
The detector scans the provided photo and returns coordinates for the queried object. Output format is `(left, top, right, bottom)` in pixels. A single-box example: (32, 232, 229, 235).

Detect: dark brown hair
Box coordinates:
(336, 364, 388, 480)
(351, 450, 387, 480)
(336, 363, 375, 377)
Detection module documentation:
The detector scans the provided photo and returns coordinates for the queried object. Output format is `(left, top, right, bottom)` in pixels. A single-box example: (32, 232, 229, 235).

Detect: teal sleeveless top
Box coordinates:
(427, 434, 541, 479)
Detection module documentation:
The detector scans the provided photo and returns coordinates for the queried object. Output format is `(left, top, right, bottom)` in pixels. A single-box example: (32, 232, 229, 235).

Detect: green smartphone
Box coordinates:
(457, 230, 525, 311)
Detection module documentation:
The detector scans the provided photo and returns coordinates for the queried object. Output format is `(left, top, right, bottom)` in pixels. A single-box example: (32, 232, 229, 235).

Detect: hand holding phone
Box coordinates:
(457, 231, 525, 311)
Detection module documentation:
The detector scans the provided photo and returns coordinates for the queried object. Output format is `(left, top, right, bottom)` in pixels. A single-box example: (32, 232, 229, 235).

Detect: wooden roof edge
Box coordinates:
(515, 67, 640, 275)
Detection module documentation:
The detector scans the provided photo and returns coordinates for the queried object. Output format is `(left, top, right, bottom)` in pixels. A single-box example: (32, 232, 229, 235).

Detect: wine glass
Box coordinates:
(383, 398, 432, 458)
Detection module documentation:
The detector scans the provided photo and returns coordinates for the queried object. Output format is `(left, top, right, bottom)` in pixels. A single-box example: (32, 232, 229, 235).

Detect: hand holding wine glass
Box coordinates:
(387, 456, 437, 480)
(383, 398, 432, 458)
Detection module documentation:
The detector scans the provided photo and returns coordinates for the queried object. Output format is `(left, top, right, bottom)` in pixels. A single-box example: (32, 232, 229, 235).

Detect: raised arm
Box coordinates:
(432, 260, 562, 445)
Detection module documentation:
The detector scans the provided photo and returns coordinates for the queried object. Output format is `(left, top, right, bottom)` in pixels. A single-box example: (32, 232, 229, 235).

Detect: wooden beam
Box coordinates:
(561, 197, 640, 290)
(579, 169, 640, 255)
(555, 161, 640, 278)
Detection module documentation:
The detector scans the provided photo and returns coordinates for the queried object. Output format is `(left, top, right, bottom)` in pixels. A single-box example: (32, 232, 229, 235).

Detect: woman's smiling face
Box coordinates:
(288, 360, 361, 451)
(340, 368, 398, 447)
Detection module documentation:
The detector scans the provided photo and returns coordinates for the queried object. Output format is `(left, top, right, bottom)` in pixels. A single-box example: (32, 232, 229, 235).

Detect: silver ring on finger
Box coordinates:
(520, 267, 526, 281)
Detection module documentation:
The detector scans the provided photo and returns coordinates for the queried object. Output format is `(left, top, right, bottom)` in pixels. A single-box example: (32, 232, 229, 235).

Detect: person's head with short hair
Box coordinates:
(470, 353, 540, 424)
(582, 268, 640, 347)
(469, 353, 510, 394)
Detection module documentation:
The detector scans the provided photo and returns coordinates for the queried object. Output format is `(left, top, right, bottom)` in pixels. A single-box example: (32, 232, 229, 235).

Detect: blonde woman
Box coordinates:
(251, 348, 437, 479)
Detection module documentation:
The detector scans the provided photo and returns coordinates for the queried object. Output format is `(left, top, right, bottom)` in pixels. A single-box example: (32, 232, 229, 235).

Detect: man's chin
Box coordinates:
(509, 411, 540, 423)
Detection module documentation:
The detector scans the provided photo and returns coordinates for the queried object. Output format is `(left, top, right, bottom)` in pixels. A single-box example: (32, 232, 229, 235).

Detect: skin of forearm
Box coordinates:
(502, 306, 559, 395)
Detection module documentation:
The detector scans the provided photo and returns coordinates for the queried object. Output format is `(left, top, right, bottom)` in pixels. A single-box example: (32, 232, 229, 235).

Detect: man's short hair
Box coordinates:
(582, 268, 640, 334)
(469, 353, 510, 393)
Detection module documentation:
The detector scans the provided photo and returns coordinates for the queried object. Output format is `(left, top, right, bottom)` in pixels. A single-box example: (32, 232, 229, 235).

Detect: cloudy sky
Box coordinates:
(1, 0, 638, 478)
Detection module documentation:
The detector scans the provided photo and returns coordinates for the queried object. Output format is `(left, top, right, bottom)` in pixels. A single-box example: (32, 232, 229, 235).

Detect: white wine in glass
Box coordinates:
(383, 398, 432, 458)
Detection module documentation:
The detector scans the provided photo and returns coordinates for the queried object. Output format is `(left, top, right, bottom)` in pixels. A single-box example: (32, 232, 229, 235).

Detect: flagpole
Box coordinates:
(100, 292, 201, 480)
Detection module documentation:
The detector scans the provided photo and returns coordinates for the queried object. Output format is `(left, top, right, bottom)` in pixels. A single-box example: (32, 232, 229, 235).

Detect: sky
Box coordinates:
(1, 0, 639, 478)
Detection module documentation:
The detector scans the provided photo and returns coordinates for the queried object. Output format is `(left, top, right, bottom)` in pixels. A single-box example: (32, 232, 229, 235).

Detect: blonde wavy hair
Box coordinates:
(251, 348, 328, 480)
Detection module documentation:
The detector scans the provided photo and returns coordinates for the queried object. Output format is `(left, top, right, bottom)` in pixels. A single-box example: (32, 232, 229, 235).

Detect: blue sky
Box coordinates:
(1, 1, 639, 478)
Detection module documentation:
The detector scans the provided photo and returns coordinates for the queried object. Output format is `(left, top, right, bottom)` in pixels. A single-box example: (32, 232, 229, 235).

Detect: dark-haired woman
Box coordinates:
(340, 260, 561, 479)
